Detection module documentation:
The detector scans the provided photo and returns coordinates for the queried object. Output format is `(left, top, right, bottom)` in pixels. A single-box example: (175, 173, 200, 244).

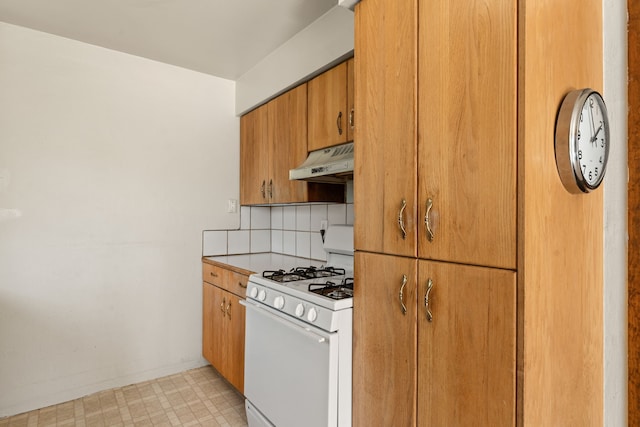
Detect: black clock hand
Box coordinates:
(588, 102, 597, 138)
(591, 123, 603, 142)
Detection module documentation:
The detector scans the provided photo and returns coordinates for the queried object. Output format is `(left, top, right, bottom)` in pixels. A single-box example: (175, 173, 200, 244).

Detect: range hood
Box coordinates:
(289, 142, 354, 183)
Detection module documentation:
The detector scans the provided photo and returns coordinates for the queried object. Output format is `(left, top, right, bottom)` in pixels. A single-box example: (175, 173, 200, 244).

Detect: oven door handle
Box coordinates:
(240, 299, 328, 344)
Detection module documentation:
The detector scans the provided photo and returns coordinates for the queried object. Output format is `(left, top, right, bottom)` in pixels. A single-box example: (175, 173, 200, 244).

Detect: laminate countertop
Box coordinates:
(203, 253, 326, 276)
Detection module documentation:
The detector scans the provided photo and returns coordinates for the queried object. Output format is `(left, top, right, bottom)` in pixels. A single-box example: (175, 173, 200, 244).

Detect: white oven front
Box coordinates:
(241, 299, 341, 427)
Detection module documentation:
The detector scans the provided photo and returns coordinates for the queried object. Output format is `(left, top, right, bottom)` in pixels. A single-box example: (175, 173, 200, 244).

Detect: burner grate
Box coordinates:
(308, 278, 354, 300)
(263, 266, 345, 283)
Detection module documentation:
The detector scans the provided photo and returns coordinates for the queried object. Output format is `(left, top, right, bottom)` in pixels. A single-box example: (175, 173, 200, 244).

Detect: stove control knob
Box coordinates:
(274, 296, 285, 309)
(249, 287, 258, 299)
(307, 307, 318, 322)
(295, 303, 305, 317)
(257, 289, 266, 302)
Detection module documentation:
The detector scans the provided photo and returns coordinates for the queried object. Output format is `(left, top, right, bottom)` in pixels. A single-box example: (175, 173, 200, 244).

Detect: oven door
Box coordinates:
(241, 299, 339, 427)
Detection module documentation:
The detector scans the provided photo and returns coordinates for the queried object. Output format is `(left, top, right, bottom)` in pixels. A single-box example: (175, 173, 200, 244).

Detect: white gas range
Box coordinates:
(241, 224, 353, 427)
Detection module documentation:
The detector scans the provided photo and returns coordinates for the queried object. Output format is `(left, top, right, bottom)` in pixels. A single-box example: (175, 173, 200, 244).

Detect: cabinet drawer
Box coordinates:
(227, 271, 249, 297)
(203, 263, 227, 286)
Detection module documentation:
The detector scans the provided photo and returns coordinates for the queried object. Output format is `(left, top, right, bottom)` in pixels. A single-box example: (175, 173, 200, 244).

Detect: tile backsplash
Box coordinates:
(203, 181, 354, 261)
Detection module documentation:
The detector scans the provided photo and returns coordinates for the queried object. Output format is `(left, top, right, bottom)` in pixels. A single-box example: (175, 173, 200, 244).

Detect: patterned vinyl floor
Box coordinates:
(0, 365, 247, 427)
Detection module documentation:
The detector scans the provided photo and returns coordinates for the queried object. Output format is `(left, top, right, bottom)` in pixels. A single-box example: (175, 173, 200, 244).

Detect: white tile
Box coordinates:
(328, 204, 347, 225)
(251, 206, 271, 229)
(296, 232, 311, 259)
(240, 206, 251, 230)
(346, 203, 354, 225)
(271, 230, 283, 254)
(345, 180, 354, 203)
(202, 230, 227, 256)
(310, 205, 328, 232)
(283, 206, 296, 230)
(251, 230, 271, 253)
(283, 231, 296, 256)
(228, 230, 250, 254)
(271, 206, 284, 230)
(296, 205, 311, 231)
(310, 232, 327, 261)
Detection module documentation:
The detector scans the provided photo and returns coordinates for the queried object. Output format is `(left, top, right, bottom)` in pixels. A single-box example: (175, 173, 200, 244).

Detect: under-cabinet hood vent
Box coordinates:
(289, 142, 354, 183)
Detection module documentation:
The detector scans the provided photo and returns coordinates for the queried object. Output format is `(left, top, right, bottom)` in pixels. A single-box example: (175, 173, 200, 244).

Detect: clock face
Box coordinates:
(555, 88, 610, 194)
(576, 93, 609, 188)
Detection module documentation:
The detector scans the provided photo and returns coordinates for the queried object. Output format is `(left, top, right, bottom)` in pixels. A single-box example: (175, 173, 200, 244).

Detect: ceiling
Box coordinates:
(0, 0, 339, 80)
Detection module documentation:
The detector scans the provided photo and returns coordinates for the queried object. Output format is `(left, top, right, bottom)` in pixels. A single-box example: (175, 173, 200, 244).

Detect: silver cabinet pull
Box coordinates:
(220, 297, 226, 315)
(337, 111, 343, 135)
(268, 179, 273, 199)
(260, 180, 266, 199)
(424, 278, 433, 322)
(399, 274, 408, 315)
(226, 302, 232, 318)
(239, 281, 247, 289)
(424, 198, 435, 242)
(349, 108, 355, 130)
(398, 199, 407, 240)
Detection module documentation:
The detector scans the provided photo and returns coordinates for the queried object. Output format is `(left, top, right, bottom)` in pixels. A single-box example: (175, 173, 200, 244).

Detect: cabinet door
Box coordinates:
(417, 0, 517, 269)
(353, 252, 417, 427)
(308, 62, 348, 151)
(202, 283, 226, 371)
(268, 84, 309, 204)
(353, 0, 417, 258)
(346, 58, 355, 143)
(417, 260, 516, 426)
(224, 292, 245, 394)
(240, 103, 270, 205)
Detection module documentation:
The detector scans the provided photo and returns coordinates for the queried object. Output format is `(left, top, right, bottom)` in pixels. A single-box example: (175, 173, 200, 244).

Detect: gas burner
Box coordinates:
(308, 278, 354, 300)
(263, 266, 345, 283)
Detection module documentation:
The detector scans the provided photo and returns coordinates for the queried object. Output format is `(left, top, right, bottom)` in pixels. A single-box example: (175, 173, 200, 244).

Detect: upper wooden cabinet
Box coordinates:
(240, 84, 344, 205)
(354, 0, 516, 269)
(308, 58, 355, 151)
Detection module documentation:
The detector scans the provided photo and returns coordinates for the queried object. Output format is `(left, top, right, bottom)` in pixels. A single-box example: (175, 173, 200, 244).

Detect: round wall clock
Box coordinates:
(554, 88, 610, 194)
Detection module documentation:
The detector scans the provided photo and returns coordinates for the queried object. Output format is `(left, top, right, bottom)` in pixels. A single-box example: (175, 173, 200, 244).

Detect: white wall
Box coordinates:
(603, 1, 628, 424)
(235, 5, 354, 115)
(0, 22, 239, 417)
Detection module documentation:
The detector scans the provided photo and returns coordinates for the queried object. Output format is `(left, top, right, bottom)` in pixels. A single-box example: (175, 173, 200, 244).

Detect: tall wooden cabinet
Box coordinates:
(354, 0, 604, 424)
(308, 58, 355, 151)
(240, 83, 344, 205)
(353, 0, 517, 425)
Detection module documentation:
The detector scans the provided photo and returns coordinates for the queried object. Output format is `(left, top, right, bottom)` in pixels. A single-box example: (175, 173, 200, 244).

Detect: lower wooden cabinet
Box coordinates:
(202, 262, 248, 394)
(353, 252, 516, 426)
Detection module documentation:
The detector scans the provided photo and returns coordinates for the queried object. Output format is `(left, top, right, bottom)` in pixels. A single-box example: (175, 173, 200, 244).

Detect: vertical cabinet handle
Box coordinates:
(337, 111, 343, 135)
(226, 302, 232, 318)
(268, 179, 273, 199)
(220, 297, 226, 315)
(398, 199, 407, 240)
(260, 180, 266, 199)
(424, 278, 434, 322)
(399, 274, 408, 315)
(349, 108, 355, 130)
(424, 198, 435, 242)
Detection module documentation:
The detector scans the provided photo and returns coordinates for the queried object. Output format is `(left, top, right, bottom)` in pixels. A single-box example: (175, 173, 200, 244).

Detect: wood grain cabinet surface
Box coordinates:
(353, 0, 517, 425)
(202, 261, 248, 394)
(308, 58, 354, 151)
(240, 83, 344, 205)
(354, 0, 604, 424)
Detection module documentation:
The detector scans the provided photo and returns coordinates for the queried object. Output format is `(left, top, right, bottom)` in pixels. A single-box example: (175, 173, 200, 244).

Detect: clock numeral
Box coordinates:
(580, 112, 584, 122)
(595, 167, 599, 177)
(589, 170, 593, 181)
(578, 149, 582, 160)
(600, 138, 605, 148)
(577, 130, 581, 141)
(599, 156, 603, 164)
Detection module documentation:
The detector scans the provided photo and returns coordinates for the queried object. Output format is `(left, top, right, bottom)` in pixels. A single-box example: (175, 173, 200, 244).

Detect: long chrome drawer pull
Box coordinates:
(220, 297, 226, 314)
(226, 302, 232, 318)
(398, 199, 407, 240)
(337, 111, 343, 135)
(399, 274, 408, 315)
(425, 198, 435, 242)
(425, 278, 434, 322)
(260, 180, 266, 199)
